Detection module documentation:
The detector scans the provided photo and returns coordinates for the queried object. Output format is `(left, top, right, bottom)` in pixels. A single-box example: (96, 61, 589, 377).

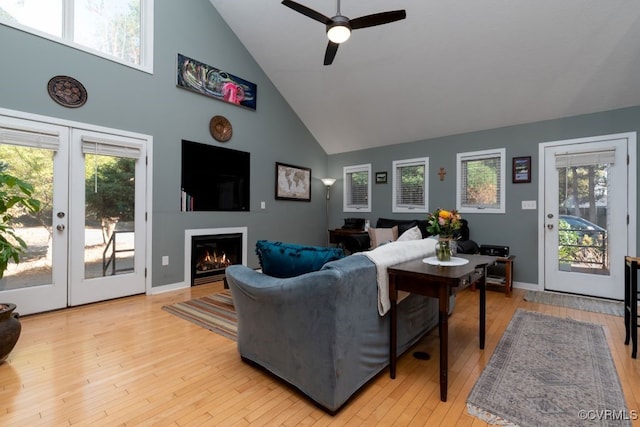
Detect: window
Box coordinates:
(343, 164, 371, 212)
(457, 148, 506, 214)
(392, 157, 428, 213)
(0, 0, 154, 73)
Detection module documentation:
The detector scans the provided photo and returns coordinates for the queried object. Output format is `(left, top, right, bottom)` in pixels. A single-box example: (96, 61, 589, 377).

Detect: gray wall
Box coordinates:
(2, 1, 639, 288)
(0, 0, 329, 287)
(328, 106, 640, 285)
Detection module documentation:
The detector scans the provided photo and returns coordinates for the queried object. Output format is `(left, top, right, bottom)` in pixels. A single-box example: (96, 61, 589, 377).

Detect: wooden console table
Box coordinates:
(388, 254, 496, 402)
(328, 228, 367, 243)
(328, 228, 369, 253)
(624, 256, 638, 358)
(473, 255, 516, 296)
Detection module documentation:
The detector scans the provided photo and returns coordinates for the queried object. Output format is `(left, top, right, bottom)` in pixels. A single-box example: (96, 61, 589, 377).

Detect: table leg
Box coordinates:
(479, 267, 486, 350)
(625, 260, 631, 346)
(438, 285, 449, 402)
(389, 274, 398, 378)
(632, 261, 638, 359)
(505, 260, 512, 297)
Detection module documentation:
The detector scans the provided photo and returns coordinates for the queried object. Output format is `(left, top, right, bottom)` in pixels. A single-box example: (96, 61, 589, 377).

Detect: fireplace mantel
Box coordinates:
(184, 227, 248, 286)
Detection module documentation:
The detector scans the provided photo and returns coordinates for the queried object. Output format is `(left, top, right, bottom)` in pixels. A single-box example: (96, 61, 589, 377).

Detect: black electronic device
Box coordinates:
(181, 140, 250, 212)
(342, 218, 365, 230)
(480, 244, 510, 257)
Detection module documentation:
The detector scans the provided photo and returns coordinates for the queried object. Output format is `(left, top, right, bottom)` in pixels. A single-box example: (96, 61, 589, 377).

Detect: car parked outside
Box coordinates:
(559, 215, 606, 241)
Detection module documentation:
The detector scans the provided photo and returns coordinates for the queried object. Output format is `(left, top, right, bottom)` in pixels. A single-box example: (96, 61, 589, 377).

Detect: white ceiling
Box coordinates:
(209, 0, 640, 154)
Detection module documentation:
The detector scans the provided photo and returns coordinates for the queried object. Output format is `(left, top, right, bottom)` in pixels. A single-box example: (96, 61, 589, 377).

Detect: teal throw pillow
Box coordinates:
(255, 240, 345, 278)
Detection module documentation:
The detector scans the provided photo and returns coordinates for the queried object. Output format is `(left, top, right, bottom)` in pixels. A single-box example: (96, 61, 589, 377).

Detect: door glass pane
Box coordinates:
(0, 144, 54, 290)
(84, 154, 135, 279)
(557, 162, 609, 275)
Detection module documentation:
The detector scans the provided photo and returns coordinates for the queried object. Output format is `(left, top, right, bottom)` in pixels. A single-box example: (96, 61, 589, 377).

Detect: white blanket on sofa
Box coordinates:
(355, 238, 437, 316)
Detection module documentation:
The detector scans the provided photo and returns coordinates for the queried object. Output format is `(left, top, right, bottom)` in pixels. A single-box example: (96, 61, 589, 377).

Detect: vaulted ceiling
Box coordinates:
(209, 0, 640, 154)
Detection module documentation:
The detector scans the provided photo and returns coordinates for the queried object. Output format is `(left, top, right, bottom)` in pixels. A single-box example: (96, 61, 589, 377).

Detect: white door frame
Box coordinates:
(0, 107, 153, 302)
(537, 132, 636, 294)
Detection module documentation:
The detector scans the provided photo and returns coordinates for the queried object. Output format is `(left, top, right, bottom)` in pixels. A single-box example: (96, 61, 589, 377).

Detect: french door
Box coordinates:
(541, 133, 635, 300)
(0, 114, 147, 315)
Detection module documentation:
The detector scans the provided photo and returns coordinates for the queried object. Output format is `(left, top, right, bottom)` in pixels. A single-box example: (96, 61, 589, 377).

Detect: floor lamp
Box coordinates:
(321, 178, 336, 244)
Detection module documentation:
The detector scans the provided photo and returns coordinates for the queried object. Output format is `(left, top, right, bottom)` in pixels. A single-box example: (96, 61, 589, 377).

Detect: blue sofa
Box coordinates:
(225, 245, 446, 413)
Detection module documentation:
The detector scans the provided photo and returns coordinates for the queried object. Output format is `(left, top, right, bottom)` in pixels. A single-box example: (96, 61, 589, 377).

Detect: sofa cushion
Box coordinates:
(255, 240, 345, 278)
(368, 226, 398, 248)
(397, 225, 422, 241)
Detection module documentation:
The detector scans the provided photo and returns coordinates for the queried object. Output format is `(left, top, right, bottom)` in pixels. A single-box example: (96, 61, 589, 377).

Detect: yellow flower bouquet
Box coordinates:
(426, 208, 462, 238)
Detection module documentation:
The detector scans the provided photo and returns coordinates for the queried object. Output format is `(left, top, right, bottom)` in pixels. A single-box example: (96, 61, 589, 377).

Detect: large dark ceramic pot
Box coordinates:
(0, 303, 21, 363)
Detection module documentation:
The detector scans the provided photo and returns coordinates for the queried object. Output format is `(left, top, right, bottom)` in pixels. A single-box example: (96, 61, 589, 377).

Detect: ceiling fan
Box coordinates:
(281, 0, 406, 65)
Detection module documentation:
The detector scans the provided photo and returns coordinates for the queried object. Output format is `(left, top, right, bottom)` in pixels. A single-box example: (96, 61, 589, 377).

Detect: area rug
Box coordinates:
(524, 290, 624, 317)
(162, 289, 237, 341)
(467, 309, 630, 426)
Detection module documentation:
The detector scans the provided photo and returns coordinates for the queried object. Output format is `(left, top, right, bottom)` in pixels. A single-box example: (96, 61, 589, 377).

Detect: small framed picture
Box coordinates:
(512, 156, 532, 183)
(375, 171, 387, 184)
(275, 162, 312, 201)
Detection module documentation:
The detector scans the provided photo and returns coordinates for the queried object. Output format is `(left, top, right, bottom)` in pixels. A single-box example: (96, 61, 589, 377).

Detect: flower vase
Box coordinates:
(436, 238, 452, 262)
(0, 303, 21, 363)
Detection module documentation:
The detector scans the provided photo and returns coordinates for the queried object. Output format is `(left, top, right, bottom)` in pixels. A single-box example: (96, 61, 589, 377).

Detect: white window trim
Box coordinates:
(456, 148, 506, 214)
(343, 163, 371, 213)
(0, 0, 154, 74)
(392, 157, 429, 213)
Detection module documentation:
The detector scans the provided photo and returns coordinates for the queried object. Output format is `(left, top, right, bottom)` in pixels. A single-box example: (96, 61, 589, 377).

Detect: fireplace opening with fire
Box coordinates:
(191, 233, 242, 285)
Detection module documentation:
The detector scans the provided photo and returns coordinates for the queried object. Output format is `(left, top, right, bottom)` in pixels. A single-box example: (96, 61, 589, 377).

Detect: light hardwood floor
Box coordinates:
(1, 283, 638, 426)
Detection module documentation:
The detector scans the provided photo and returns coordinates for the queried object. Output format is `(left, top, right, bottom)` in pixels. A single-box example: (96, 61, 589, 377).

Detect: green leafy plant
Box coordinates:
(0, 164, 41, 279)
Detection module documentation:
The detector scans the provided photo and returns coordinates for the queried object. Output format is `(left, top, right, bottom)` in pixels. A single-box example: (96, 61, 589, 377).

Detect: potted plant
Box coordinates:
(0, 162, 40, 362)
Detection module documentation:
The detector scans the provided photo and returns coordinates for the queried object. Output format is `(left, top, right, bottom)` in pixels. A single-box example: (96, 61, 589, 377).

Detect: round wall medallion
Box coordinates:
(210, 115, 233, 142)
(47, 75, 87, 108)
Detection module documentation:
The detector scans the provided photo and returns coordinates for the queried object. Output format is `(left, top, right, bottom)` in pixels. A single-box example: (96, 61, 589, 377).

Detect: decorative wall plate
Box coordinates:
(210, 115, 233, 142)
(47, 75, 87, 108)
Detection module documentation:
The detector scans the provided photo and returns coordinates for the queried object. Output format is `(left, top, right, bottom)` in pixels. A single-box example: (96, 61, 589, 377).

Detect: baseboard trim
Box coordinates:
(149, 281, 189, 294)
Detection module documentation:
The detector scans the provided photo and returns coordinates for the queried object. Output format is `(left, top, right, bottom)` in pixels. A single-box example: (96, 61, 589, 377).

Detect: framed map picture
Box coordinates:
(275, 162, 311, 201)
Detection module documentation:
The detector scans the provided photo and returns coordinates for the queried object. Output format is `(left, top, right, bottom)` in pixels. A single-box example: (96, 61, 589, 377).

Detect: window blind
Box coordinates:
(347, 171, 368, 207)
(81, 135, 142, 159)
(0, 125, 60, 151)
(460, 155, 501, 209)
(395, 164, 424, 207)
(555, 149, 615, 168)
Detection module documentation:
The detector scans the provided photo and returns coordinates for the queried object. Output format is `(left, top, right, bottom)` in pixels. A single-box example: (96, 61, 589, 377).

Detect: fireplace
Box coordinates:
(185, 227, 247, 286)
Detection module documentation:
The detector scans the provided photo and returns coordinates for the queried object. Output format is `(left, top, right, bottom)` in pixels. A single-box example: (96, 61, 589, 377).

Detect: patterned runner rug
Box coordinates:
(524, 290, 624, 316)
(467, 309, 630, 426)
(162, 289, 237, 341)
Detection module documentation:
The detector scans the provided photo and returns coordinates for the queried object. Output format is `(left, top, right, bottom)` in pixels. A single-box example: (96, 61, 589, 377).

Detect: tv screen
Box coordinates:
(181, 140, 250, 211)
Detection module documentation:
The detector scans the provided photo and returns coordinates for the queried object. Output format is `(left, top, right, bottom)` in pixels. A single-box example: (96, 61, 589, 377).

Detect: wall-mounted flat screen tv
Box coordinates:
(181, 140, 250, 211)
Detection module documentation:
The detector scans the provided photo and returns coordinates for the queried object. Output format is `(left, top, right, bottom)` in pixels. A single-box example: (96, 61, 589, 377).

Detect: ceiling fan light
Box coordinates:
(327, 22, 351, 43)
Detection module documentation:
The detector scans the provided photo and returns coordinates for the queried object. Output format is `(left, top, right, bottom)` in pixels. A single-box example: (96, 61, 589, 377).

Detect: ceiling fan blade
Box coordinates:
(281, 0, 331, 25)
(350, 10, 406, 30)
(324, 41, 339, 66)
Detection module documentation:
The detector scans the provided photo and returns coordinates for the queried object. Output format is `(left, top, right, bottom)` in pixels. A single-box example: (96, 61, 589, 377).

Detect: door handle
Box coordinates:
(56, 224, 65, 231)
(547, 224, 554, 230)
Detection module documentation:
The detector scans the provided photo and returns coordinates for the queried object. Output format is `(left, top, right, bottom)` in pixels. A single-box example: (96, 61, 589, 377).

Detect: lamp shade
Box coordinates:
(321, 178, 336, 187)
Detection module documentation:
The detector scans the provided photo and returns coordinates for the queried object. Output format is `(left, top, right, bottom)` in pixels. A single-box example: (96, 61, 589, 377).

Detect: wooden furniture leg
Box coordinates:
(438, 284, 449, 401)
(632, 259, 638, 358)
(389, 275, 398, 378)
(479, 267, 486, 349)
(625, 258, 631, 346)
(625, 257, 638, 358)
